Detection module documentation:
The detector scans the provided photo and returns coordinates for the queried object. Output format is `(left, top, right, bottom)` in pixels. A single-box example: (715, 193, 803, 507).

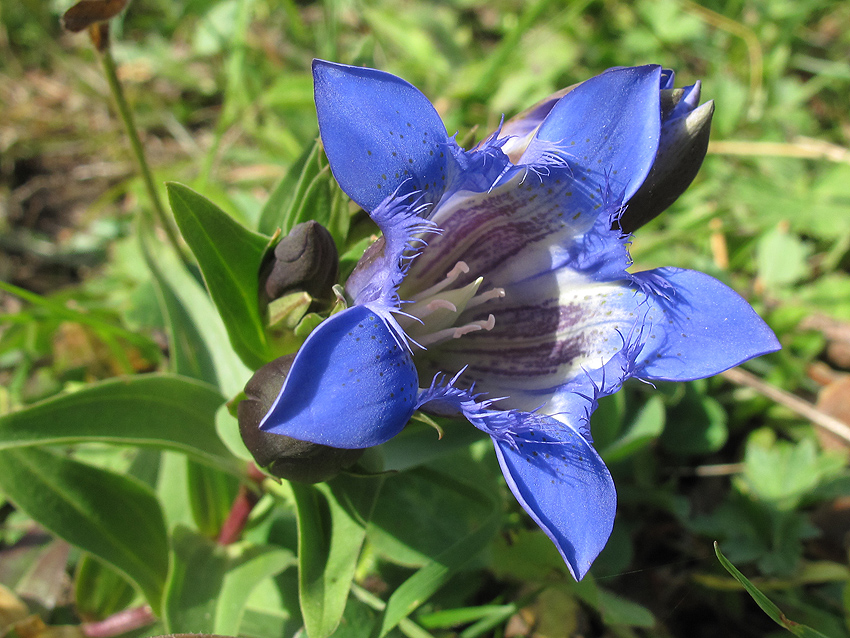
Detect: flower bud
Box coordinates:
(617, 88, 714, 234)
(238, 354, 363, 483)
(262, 221, 339, 306)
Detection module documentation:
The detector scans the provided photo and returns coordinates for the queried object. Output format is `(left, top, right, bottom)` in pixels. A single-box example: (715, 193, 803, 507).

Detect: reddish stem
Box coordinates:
(82, 606, 155, 638)
(217, 465, 264, 545)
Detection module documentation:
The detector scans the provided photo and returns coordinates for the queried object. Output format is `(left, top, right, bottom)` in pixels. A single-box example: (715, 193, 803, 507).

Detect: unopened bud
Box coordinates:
(262, 221, 339, 306)
(238, 354, 362, 483)
(619, 87, 714, 234)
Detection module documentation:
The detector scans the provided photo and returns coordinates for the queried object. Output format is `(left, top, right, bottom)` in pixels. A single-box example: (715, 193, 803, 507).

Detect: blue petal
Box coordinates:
(520, 65, 662, 203)
(259, 304, 419, 448)
(492, 414, 616, 580)
(345, 195, 436, 308)
(416, 378, 615, 579)
(633, 268, 781, 381)
(667, 81, 702, 120)
(313, 59, 453, 211)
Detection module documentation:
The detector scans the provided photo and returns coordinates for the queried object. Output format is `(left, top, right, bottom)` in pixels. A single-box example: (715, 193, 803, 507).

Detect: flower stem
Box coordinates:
(217, 484, 260, 545)
(217, 464, 266, 545)
(82, 605, 155, 638)
(97, 33, 185, 260)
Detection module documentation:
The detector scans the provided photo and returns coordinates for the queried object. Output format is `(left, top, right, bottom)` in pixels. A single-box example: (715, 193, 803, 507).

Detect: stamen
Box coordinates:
(417, 314, 496, 347)
(409, 261, 469, 301)
(420, 299, 457, 317)
(466, 287, 505, 309)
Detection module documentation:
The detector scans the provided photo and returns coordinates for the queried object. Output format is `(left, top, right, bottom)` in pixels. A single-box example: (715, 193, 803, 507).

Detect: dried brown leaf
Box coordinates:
(61, 0, 128, 33)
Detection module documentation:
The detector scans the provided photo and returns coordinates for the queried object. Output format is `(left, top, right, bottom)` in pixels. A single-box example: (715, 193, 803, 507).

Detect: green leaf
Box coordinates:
(155, 452, 197, 530)
(216, 546, 297, 635)
(600, 395, 665, 463)
(167, 182, 273, 369)
(594, 588, 655, 628)
(141, 228, 253, 399)
(163, 526, 295, 635)
(740, 430, 846, 511)
(239, 607, 297, 638)
(756, 224, 811, 289)
(587, 392, 625, 453)
(377, 480, 501, 637)
(186, 461, 240, 538)
(714, 543, 832, 637)
(292, 475, 383, 638)
(659, 385, 727, 456)
(0, 374, 239, 474)
(490, 528, 568, 583)
(0, 447, 169, 614)
(287, 167, 332, 234)
(368, 466, 496, 568)
(144, 233, 218, 385)
(257, 139, 321, 236)
(374, 419, 487, 474)
(256, 140, 351, 247)
(74, 555, 137, 621)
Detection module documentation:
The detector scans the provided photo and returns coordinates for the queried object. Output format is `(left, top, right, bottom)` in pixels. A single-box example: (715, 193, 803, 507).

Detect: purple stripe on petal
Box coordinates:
(416, 279, 645, 401)
(401, 169, 614, 295)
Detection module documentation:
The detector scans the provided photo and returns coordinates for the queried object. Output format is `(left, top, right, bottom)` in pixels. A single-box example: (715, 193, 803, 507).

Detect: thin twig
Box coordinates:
(694, 463, 745, 477)
(97, 34, 186, 260)
(709, 139, 850, 165)
(721, 367, 850, 445)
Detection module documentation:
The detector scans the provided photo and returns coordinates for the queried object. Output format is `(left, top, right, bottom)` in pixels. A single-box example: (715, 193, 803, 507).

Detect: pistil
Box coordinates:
(398, 260, 505, 348)
(409, 261, 470, 302)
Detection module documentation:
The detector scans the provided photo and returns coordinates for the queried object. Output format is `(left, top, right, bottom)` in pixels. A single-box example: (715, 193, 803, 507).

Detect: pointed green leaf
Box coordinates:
(141, 227, 252, 399)
(144, 235, 218, 385)
(186, 461, 239, 538)
(74, 555, 137, 621)
(0, 374, 239, 474)
(601, 395, 665, 463)
(286, 166, 333, 235)
(258, 139, 322, 236)
(0, 447, 168, 614)
(714, 543, 832, 637)
(163, 526, 295, 635)
(377, 509, 500, 637)
(293, 476, 383, 638)
(163, 526, 227, 633)
(216, 544, 297, 635)
(167, 182, 273, 369)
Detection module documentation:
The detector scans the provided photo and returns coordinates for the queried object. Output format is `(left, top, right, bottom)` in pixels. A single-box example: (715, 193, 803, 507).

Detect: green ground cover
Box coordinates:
(1, 1, 850, 636)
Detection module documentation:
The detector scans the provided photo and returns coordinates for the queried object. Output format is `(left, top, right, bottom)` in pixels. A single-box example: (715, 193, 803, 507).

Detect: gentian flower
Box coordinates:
(257, 60, 780, 580)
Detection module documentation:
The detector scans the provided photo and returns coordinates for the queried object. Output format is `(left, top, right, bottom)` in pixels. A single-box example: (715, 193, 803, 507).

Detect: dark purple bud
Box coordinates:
(618, 89, 714, 234)
(262, 221, 339, 306)
(238, 354, 362, 483)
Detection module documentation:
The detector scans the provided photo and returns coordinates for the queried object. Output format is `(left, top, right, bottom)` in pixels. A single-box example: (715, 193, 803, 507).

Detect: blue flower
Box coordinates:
(259, 60, 780, 580)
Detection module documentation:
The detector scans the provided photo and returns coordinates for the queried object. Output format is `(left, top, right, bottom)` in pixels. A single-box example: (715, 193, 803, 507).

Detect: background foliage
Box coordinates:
(2, 0, 850, 637)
